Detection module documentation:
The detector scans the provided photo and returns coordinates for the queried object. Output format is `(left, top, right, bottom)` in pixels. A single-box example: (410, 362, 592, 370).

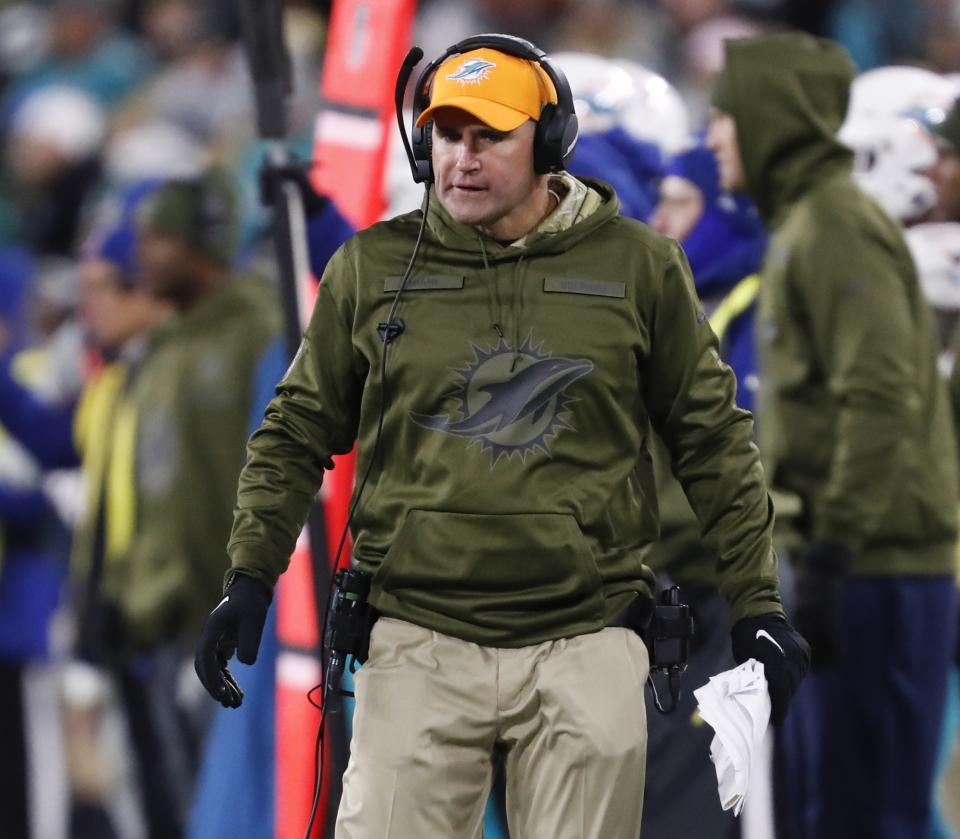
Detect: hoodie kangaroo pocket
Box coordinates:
(370, 510, 606, 645)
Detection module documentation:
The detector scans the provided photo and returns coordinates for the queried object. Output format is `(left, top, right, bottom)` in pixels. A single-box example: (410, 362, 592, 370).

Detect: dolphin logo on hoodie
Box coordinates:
(410, 337, 593, 464)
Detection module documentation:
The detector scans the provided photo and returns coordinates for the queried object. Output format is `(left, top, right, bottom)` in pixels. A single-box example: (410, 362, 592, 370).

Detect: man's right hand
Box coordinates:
(194, 572, 272, 708)
(731, 612, 810, 725)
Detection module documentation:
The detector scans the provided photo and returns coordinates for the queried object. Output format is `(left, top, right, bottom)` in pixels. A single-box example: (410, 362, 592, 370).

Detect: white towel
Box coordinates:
(693, 658, 771, 816)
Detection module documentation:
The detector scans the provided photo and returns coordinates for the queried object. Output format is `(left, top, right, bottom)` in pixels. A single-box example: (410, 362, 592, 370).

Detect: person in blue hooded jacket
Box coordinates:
(650, 145, 767, 412)
(641, 143, 769, 839)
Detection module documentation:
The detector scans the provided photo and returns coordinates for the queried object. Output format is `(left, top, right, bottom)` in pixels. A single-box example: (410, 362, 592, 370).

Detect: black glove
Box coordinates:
(258, 153, 330, 217)
(731, 612, 811, 726)
(792, 541, 853, 670)
(194, 573, 272, 708)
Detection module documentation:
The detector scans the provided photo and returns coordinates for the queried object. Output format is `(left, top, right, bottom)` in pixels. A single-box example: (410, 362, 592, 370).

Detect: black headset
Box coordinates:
(395, 33, 580, 184)
(194, 172, 231, 254)
(168, 171, 233, 263)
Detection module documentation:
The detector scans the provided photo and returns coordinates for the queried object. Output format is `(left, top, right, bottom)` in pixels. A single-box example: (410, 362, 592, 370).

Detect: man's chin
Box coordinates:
(440, 194, 492, 226)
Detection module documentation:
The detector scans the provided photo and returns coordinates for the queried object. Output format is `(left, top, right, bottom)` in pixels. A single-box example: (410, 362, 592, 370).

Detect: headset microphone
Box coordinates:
(395, 47, 428, 184)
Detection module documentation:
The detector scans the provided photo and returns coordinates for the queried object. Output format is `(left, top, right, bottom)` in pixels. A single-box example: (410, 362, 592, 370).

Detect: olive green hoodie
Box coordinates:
(714, 33, 958, 574)
(228, 178, 783, 647)
(112, 276, 281, 648)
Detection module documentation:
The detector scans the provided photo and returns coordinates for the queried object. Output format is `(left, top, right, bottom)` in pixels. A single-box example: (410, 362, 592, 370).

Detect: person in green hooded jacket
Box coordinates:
(195, 34, 809, 838)
(126, 168, 282, 653)
(707, 32, 959, 839)
(115, 167, 282, 837)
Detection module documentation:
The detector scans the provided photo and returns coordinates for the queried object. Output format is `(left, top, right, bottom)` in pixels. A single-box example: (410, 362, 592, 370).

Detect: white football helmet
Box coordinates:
(840, 66, 960, 221)
(844, 66, 958, 127)
(841, 115, 940, 220)
(550, 52, 691, 154)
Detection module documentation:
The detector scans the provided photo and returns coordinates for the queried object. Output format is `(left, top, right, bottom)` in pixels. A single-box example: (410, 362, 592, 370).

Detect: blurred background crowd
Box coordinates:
(1, 0, 960, 838)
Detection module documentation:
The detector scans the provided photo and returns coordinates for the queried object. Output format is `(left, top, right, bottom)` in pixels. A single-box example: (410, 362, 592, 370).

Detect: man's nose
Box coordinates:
(456, 142, 481, 170)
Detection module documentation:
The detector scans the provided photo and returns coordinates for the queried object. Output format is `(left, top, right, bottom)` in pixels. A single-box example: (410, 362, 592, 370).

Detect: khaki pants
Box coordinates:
(335, 617, 649, 838)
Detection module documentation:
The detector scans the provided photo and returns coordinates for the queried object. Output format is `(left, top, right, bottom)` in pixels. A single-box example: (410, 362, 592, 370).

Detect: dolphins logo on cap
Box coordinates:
(446, 57, 497, 86)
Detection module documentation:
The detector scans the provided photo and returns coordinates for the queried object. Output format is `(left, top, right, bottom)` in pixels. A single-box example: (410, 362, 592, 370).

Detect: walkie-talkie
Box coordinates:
(647, 585, 694, 714)
(323, 568, 376, 694)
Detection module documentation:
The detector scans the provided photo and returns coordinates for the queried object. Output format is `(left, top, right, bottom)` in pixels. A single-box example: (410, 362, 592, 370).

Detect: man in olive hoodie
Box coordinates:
(195, 35, 808, 837)
(115, 169, 282, 837)
(708, 33, 959, 839)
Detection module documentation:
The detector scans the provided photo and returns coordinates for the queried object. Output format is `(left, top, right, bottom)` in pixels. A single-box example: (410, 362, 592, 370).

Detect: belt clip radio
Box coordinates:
(324, 568, 377, 696)
(647, 585, 694, 715)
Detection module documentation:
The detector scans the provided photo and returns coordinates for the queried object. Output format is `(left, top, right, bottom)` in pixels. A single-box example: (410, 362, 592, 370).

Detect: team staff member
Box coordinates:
(707, 33, 959, 839)
(116, 169, 282, 838)
(196, 36, 809, 838)
(127, 168, 282, 654)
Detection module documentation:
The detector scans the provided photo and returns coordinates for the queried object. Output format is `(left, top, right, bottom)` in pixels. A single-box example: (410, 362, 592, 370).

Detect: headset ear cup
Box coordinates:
(559, 112, 579, 170)
(411, 119, 433, 183)
(533, 107, 579, 174)
(410, 61, 436, 184)
(423, 120, 434, 183)
(533, 103, 564, 174)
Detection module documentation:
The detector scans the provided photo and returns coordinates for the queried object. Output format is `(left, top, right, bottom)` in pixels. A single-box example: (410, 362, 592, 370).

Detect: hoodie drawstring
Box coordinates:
(479, 236, 528, 367)
(479, 236, 506, 341)
(511, 253, 526, 372)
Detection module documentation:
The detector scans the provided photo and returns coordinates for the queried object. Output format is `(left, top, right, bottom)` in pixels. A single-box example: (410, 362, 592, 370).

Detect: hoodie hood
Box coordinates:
(423, 176, 620, 263)
(712, 33, 856, 223)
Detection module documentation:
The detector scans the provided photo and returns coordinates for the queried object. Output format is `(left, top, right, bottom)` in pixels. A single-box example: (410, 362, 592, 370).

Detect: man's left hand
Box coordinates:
(731, 612, 810, 725)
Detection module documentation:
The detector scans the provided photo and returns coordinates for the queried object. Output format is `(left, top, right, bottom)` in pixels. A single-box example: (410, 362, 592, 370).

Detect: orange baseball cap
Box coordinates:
(415, 48, 558, 132)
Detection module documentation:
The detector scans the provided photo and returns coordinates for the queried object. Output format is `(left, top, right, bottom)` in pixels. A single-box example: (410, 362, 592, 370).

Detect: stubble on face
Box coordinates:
(431, 109, 551, 240)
